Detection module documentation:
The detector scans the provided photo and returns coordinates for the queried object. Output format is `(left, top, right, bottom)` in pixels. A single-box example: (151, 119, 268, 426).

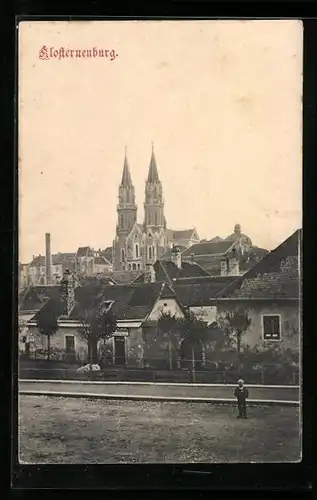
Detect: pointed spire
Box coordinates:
(147, 143, 160, 183)
(121, 147, 133, 187)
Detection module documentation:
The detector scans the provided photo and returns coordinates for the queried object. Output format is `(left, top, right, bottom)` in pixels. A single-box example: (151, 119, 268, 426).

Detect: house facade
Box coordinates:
(25, 274, 185, 366)
(214, 229, 302, 352)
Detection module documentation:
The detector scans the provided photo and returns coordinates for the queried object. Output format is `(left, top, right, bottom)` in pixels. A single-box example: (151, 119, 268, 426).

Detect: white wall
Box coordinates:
(148, 298, 184, 321)
(190, 305, 218, 324)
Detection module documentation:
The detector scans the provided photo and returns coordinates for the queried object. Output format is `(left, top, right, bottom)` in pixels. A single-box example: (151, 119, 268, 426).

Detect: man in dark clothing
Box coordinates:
(234, 379, 249, 419)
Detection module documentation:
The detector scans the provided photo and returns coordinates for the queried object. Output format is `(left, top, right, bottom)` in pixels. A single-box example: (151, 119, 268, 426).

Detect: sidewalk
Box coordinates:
(19, 380, 300, 404)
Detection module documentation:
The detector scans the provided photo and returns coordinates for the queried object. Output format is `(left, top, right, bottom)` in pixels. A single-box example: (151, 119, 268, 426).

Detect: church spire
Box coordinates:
(121, 147, 133, 187)
(147, 142, 160, 183)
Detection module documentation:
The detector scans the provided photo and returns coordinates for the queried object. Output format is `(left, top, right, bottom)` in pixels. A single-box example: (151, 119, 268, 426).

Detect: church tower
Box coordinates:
(113, 149, 137, 271)
(143, 144, 167, 266)
(144, 144, 165, 230)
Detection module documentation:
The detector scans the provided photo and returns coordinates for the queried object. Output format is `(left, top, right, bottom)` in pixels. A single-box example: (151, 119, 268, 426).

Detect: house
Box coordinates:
(133, 245, 211, 285)
(171, 225, 268, 277)
(76, 247, 113, 277)
(27, 252, 77, 285)
(213, 229, 302, 351)
(18, 284, 62, 352)
(25, 270, 185, 367)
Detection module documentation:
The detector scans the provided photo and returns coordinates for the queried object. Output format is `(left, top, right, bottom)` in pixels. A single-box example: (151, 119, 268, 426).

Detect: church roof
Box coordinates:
(172, 229, 198, 240)
(121, 149, 133, 187)
(147, 144, 160, 183)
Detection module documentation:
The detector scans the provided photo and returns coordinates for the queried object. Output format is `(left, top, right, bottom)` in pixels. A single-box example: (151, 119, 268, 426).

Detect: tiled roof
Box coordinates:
(209, 236, 223, 243)
(29, 253, 76, 267)
(94, 256, 111, 265)
(69, 281, 177, 321)
(217, 229, 301, 299)
(19, 285, 61, 312)
(80, 276, 117, 286)
(103, 247, 113, 263)
(132, 260, 210, 285)
(182, 241, 234, 257)
(76, 246, 92, 257)
(173, 276, 236, 307)
(172, 229, 196, 240)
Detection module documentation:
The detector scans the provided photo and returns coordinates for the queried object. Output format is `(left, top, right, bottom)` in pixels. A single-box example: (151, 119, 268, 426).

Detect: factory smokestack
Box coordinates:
(45, 233, 52, 285)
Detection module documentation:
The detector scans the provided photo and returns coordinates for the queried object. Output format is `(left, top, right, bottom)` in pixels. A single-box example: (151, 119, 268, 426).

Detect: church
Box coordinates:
(112, 145, 200, 281)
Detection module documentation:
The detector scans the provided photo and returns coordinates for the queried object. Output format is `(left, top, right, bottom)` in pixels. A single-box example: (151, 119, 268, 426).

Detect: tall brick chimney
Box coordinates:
(45, 233, 52, 285)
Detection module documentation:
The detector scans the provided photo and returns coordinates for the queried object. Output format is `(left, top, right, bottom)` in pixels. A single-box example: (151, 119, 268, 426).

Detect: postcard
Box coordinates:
(18, 19, 302, 464)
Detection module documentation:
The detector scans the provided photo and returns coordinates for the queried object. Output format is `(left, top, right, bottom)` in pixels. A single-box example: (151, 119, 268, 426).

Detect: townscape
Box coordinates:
(18, 147, 302, 464)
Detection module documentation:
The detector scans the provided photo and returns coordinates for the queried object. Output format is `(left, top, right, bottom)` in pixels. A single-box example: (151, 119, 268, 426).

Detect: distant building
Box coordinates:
(28, 252, 77, 285)
(112, 145, 199, 283)
(19, 263, 29, 290)
(162, 225, 268, 277)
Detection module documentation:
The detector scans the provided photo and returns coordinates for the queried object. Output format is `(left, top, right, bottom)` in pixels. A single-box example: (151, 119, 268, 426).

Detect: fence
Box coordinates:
(19, 359, 300, 385)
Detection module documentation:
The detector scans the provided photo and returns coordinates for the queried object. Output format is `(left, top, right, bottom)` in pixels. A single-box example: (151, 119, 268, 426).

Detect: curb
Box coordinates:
(18, 379, 300, 390)
(19, 390, 300, 406)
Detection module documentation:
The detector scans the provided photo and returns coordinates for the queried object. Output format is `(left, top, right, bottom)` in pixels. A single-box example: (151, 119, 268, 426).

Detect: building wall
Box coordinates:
(190, 305, 218, 324)
(27, 323, 88, 361)
(147, 297, 184, 321)
(126, 328, 144, 367)
(216, 300, 300, 351)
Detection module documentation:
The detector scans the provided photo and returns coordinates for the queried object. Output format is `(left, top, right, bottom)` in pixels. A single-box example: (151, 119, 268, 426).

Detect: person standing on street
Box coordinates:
(234, 379, 249, 419)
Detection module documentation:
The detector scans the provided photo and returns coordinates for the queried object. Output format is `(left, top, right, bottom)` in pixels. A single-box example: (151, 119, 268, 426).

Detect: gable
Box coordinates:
(147, 297, 184, 321)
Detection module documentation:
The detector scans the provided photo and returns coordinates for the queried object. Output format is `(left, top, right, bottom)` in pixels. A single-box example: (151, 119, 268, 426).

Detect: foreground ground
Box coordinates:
(19, 395, 301, 464)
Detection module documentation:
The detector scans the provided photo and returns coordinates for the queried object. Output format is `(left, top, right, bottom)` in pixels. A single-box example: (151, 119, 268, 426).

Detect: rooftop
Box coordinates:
(217, 229, 301, 300)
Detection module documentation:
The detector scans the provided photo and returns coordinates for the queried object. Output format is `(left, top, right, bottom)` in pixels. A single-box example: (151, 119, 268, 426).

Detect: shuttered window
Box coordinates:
(262, 315, 281, 340)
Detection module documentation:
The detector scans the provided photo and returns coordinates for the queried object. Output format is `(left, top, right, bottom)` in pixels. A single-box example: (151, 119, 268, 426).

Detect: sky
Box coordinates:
(19, 20, 303, 263)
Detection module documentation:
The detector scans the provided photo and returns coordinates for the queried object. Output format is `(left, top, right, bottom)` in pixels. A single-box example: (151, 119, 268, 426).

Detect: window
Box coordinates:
(121, 249, 125, 263)
(135, 243, 139, 259)
(128, 264, 131, 270)
(120, 214, 124, 228)
(137, 263, 141, 270)
(65, 335, 75, 353)
(262, 315, 281, 341)
(148, 246, 152, 260)
(154, 212, 158, 225)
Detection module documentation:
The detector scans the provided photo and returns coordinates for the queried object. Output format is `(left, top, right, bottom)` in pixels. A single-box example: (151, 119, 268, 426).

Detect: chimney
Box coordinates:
(220, 257, 229, 276)
(60, 269, 75, 316)
(228, 249, 240, 276)
(144, 264, 156, 283)
(171, 245, 182, 269)
(45, 233, 52, 285)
